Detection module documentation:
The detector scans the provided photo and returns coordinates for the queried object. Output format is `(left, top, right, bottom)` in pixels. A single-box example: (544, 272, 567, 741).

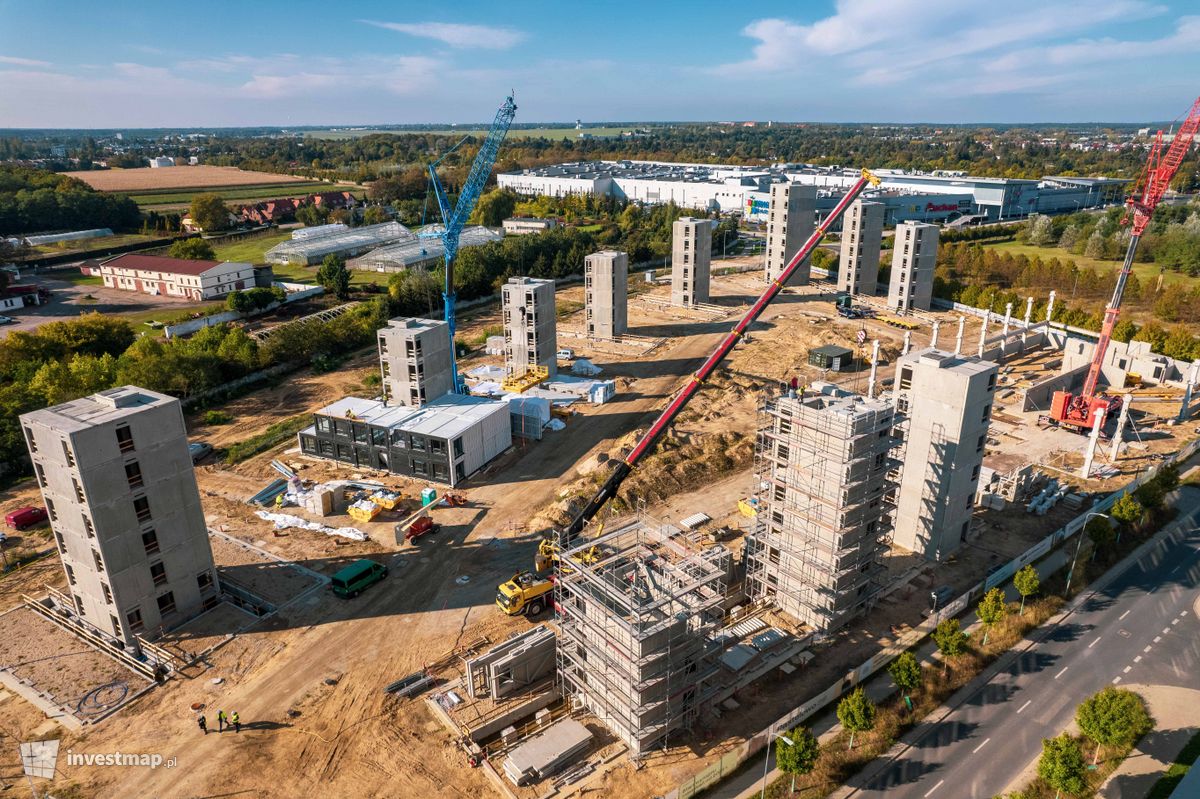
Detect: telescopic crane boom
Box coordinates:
(557, 169, 883, 543)
(1050, 95, 1200, 430)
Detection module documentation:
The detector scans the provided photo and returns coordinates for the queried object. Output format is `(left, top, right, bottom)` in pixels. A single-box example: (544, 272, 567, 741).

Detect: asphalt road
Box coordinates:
(844, 489, 1200, 799)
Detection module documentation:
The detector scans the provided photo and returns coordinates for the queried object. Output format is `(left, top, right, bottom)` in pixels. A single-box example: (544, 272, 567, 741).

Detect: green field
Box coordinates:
(130, 183, 363, 209)
(983, 240, 1196, 289)
(120, 302, 226, 332)
(267, 261, 387, 287)
(307, 126, 635, 141)
(27, 233, 166, 258)
(210, 231, 293, 264)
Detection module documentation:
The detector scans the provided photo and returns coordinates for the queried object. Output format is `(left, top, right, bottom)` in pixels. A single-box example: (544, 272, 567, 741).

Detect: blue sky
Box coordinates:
(1, 0, 1198, 128)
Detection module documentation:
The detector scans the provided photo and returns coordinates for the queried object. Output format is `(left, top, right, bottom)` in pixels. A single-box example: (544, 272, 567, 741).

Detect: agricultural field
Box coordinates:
(307, 126, 636, 141)
(62, 165, 314, 192)
(26, 232, 165, 257)
(983, 240, 1197, 289)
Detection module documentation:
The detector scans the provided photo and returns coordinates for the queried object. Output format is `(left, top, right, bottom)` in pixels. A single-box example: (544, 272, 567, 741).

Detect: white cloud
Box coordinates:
(0, 55, 50, 67)
(360, 20, 524, 49)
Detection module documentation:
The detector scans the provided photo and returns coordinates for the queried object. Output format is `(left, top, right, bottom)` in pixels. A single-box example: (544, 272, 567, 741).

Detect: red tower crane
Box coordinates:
(1049, 95, 1200, 431)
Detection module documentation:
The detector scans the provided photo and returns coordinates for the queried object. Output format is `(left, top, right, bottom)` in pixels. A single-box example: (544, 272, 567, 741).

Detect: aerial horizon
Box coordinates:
(1, 0, 1199, 128)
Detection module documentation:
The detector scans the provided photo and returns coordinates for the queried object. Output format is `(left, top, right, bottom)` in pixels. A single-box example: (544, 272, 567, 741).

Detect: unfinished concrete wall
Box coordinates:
(837, 200, 884, 296)
(21, 387, 220, 647)
(887, 222, 938, 312)
(744, 392, 896, 632)
(892, 349, 998, 562)
(671, 217, 713, 307)
(465, 625, 556, 700)
(765, 182, 816, 287)
(584, 250, 628, 340)
(502, 277, 558, 377)
(378, 317, 454, 407)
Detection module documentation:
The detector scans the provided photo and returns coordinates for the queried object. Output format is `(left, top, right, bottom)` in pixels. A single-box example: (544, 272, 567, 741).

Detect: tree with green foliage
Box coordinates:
(836, 688, 876, 750)
(1038, 734, 1087, 798)
(470, 188, 518, 227)
(1110, 494, 1144, 534)
(888, 652, 922, 705)
(1152, 462, 1180, 493)
(189, 193, 232, 232)
(1028, 214, 1055, 246)
(295, 203, 328, 227)
(317, 254, 351, 299)
(1075, 687, 1152, 764)
(1086, 515, 1116, 560)
(168, 238, 216, 260)
(977, 587, 1008, 646)
(362, 205, 391, 226)
(933, 618, 968, 675)
(1013, 564, 1040, 615)
(1135, 479, 1166, 512)
(225, 290, 252, 313)
(775, 726, 820, 793)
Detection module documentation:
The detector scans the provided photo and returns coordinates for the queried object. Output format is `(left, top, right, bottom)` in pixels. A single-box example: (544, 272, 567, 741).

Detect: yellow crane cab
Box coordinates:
(496, 571, 554, 617)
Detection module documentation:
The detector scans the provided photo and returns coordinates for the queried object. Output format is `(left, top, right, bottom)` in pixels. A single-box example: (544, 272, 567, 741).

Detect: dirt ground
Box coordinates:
(0, 268, 1195, 799)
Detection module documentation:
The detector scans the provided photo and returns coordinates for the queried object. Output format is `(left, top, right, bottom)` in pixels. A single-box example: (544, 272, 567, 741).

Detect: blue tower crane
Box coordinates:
(420, 94, 517, 392)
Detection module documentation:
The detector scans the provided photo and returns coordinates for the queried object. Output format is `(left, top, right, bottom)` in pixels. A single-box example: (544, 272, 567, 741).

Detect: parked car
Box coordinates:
(188, 441, 213, 463)
(0, 316, 15, 325)
(5, 506, 47, 531)
(556, 348, 575, 360)
(330, 559, 389, 598)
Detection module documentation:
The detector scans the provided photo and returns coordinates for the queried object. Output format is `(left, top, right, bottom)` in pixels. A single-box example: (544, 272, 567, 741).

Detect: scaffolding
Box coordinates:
(744, 392, 898, 632)
(554, 518, 730, 756)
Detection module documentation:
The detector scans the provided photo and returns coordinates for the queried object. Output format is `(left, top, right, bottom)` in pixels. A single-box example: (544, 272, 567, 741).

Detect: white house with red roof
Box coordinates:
(98, 254, 256, 301)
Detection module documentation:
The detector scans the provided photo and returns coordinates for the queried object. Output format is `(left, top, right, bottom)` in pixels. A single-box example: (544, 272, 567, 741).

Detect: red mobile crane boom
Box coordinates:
(556, 169, 883, 543)
(1050, 95, 1200, 431)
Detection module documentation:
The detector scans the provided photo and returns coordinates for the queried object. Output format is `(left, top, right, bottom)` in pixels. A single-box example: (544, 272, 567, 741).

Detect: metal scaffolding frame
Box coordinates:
(744, 392, 899, 632)
(554, 517, 729, 757)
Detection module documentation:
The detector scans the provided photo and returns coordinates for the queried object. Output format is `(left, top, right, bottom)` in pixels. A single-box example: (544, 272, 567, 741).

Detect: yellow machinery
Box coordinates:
(496, 571, 554, 617)
(879, 315, 920, 330)
(501, 366, 550, 393)
(534, 538, 601, 574)
(738, 497, 760, 518)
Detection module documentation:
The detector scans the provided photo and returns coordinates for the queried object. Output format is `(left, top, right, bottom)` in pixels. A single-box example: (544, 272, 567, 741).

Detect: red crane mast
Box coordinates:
(1050, 96, 1200, 430)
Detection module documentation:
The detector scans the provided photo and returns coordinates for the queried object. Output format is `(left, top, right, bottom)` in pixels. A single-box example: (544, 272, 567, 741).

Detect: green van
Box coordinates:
(331, 559, 389, 598)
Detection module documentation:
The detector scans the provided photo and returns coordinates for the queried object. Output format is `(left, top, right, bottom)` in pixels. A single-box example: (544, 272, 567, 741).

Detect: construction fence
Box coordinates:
(667, 435, 1200, 799)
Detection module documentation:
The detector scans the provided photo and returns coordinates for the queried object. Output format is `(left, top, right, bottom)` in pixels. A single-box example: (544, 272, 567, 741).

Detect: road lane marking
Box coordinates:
(1164, 628, 1172, 635)
(1124, 666, 1133, 673)
(1145, 645, 1153, 653)
(1017, 700, 1032, 714)
(1055, 667, 1069, 679)
(973, 738, 991, 754)
(1113, 676, 1123, 684)
(1182, 611, 1189, 617)
(1173, 618, 1181, 625)
(1135, 655, 1143, 663)
(1120, 610, 1131, 620)
(1155, 636, 1162, 643)
(924, 779, 945, 797)
(1089, 637, 1102, 648)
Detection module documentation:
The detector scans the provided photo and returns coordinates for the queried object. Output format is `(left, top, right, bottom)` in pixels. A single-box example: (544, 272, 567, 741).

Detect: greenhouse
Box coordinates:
(349, 225, 503, 273)
(265, 221, 413, 265)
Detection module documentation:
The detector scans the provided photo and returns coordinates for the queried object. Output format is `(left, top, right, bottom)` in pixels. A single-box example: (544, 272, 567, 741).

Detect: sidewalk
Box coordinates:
(725, 547, 1073, 799)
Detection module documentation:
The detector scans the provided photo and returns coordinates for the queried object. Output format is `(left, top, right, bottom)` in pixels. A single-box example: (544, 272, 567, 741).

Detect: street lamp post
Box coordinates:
(1067, 512, 1110, 593)
(759, 729, 795, 799)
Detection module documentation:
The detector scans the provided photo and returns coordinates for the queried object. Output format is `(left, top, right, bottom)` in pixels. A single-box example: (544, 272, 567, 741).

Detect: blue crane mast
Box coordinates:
(421, 94, 517, 392)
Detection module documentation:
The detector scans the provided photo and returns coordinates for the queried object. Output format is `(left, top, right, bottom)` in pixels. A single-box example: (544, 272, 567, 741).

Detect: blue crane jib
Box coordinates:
(423, 95, 517, 392)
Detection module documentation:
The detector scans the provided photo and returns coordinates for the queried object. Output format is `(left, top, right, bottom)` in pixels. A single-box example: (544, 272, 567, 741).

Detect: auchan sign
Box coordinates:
(924, 202, 961, 213)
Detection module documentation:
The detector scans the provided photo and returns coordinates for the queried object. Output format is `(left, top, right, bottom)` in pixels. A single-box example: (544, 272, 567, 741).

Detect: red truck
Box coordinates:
(403, 515, 440, 544)
(5, 507, 47, 530)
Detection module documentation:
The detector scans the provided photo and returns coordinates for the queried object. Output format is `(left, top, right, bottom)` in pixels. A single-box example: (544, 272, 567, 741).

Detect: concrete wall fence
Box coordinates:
(667, 435, 1200, 799)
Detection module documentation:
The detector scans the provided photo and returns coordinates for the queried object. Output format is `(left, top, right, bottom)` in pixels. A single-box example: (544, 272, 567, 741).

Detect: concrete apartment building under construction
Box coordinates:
(584, 250, 628, 340)
(888, 222, 939, 312)
(764, 182, 816, 286)
(891, 348, 998, 561)
(744, 390, 898, 632)
(378, 317, 453, 407)
(502, 276, 558, 377)
(555, 520, 730, 755)
(837, 199, 885, 296)
(20, 386, 220, 647)
(670, 217, 712, 307)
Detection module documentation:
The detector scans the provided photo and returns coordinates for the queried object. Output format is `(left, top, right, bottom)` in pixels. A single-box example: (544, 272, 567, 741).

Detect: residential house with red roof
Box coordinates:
(98, 254, 256, 301)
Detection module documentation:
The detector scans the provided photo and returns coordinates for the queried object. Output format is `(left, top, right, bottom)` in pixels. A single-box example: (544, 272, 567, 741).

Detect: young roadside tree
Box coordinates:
(1110, 494, 1144, 539)
(1086, 515, 1116, 560)
(888, 652, 922, 709)
(189, 193, 232, 232)
(977, 587, 1008, 646)
(1038, 734, 1087, 798)
(775, 726, 820, 794)
(932, 618, 968, 676)
(1013, 564, 1040, 615)
(168, 237, 216, 261)
(1075, 687, 1152, 765)
(836, 688, 876, 751)
(1153, 462, 1180, 493)
(317, 254, 351, 300)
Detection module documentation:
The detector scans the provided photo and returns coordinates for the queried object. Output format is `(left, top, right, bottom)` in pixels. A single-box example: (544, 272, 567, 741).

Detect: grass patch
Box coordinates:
(29, 233, 162, 257)
(119, 301, 225, 333)
(264, 259, 388, 288)
(210, 231, 292, 264)
(1147, 729, 1200, 799)
(472, 324, 504, 345)
(575, 223, 604, 233)
(983, 240, 1196, 290)
(223, 414, 311, 464)
(49, 268, 104, 286)
(203, 409, 233, 425)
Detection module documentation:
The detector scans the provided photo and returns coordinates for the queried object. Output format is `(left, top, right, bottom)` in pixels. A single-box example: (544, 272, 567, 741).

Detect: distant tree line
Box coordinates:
(0, 166, 140, 236)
